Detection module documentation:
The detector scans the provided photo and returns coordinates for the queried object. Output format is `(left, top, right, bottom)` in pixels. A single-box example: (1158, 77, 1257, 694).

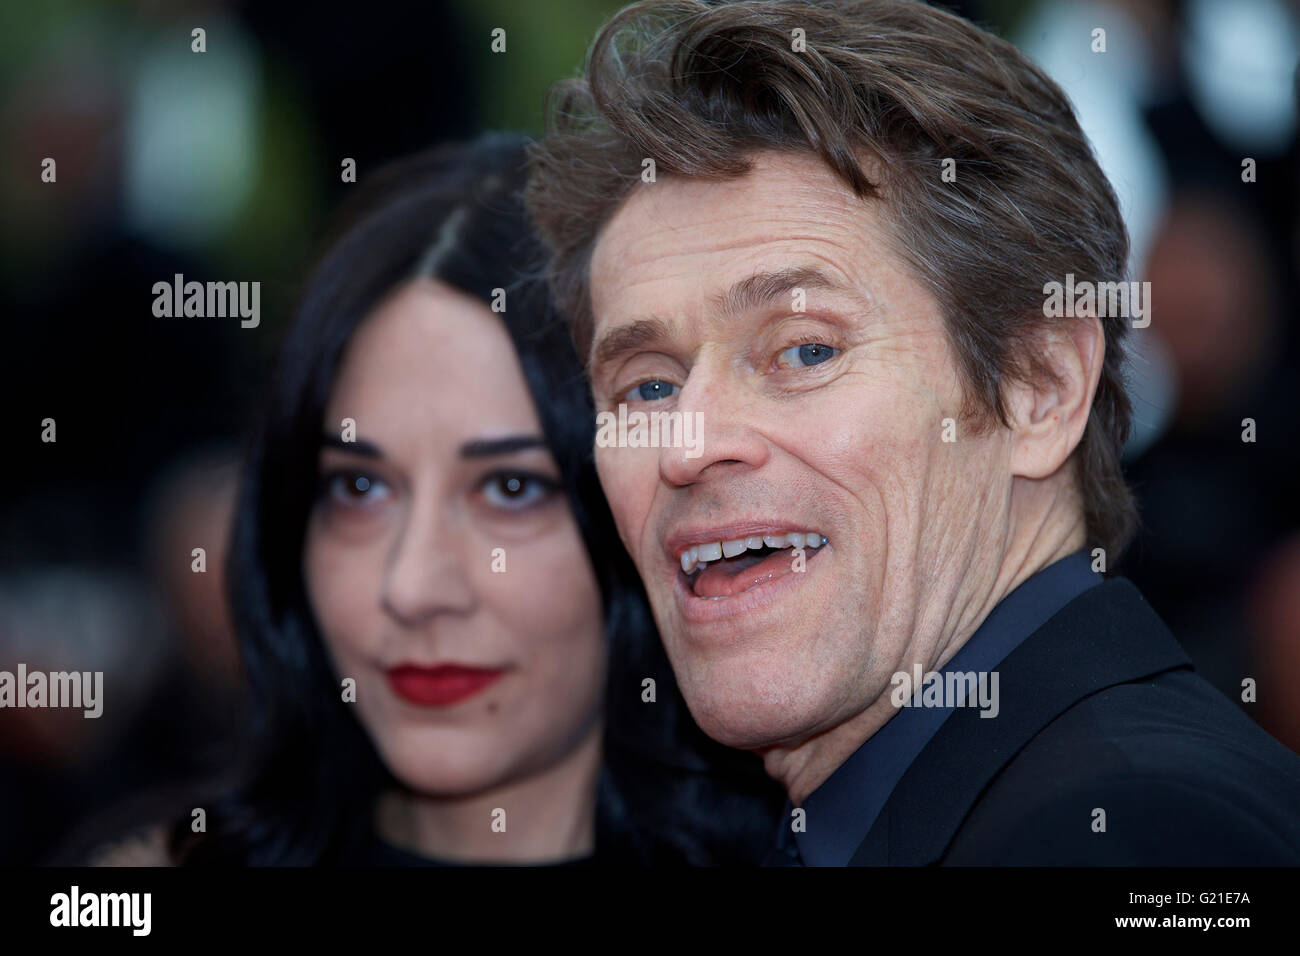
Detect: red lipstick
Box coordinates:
(386, 664, 507, 707)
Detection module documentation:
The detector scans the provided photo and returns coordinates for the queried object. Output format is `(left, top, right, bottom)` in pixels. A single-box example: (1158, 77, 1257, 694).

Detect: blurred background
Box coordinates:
(1, 0, 1296, 865)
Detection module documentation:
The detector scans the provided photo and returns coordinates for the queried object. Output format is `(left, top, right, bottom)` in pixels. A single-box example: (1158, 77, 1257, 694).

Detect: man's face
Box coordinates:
(587, 151, 1013, 751)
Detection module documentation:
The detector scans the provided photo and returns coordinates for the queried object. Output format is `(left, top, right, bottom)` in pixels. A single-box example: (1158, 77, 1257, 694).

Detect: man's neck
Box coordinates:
(762, 508, 1087, 806)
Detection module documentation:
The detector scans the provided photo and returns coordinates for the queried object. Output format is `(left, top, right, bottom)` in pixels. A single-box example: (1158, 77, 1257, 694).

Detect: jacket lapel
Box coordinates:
(849, 578, 1192, 865)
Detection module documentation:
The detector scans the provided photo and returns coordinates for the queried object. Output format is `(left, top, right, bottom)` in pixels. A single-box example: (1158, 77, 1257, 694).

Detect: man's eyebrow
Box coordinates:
(459, 435, 547, 458)
(588, 267, 866, 373)
(712, 265, 860, 316)
(321, 434, 383, 457)
(590, 317, 672, 372)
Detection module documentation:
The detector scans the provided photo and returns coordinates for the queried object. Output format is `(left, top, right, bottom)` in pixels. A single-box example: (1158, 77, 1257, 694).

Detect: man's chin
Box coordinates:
(670, 667, 834, 751)
(690, 702, 823, 752)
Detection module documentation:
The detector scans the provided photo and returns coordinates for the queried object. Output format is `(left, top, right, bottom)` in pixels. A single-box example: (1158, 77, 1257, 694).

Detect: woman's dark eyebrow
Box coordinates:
(459, 435, 547, 458)
(320, 434, 383, 457)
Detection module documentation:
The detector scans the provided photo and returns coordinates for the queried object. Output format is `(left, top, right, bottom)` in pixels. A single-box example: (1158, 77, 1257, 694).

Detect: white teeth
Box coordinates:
(722, 539, 747, 558)
(678, 531, 828, 573)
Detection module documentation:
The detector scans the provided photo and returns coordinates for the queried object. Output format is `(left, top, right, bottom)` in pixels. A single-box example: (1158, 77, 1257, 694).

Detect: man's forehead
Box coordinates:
(587, 151, 889, 340)
(593, 152, 876, 268)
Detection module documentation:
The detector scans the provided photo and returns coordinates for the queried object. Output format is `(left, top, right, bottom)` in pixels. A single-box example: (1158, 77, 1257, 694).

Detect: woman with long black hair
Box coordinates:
(84, 133, 781, 866)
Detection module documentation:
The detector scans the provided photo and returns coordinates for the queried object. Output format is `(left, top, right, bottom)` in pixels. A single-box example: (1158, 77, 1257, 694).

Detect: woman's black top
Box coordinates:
(345, 766, 655, 867)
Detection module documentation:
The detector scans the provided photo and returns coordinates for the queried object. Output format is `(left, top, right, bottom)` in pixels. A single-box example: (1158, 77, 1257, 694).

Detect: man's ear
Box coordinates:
(1009, 314, 1104, 480)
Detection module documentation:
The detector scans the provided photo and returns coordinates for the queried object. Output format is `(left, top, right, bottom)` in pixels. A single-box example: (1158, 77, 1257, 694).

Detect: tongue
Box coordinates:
(693, 548, 799, 599)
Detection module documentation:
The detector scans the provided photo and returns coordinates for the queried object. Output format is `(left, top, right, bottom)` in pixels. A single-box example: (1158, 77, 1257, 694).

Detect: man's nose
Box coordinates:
(658, 358, 769, 487)
(380, 497, 477, 626)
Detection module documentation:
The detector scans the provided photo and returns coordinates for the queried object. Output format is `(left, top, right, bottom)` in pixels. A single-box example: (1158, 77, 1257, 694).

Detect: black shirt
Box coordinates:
(768, 550, 1100, 865)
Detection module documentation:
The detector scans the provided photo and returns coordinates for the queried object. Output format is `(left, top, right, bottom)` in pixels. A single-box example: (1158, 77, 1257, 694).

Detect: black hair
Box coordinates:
(173, 133, 783, 866)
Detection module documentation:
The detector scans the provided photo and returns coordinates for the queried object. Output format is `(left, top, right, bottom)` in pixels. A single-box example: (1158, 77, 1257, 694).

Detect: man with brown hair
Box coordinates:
(527, 0, 1300, 864)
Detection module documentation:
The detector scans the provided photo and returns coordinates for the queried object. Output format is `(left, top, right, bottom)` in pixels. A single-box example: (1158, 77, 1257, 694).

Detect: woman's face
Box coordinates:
(304, 278, 606, 796)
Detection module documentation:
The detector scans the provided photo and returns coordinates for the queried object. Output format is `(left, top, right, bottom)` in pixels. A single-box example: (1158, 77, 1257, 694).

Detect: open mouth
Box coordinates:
(678, 531, 827, 600)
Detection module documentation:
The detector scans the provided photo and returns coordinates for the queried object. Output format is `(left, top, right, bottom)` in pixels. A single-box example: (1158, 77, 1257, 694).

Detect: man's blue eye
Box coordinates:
(778, 343, 838, 368)
(622, 380, 679, 402)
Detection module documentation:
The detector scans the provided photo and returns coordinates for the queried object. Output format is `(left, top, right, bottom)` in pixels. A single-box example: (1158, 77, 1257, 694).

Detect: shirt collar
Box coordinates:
(776, 549, 1101, 866)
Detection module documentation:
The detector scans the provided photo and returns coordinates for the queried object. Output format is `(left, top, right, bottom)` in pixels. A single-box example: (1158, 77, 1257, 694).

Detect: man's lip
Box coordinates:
(663, 520, 825, 563)
(671, 541, 828, 624)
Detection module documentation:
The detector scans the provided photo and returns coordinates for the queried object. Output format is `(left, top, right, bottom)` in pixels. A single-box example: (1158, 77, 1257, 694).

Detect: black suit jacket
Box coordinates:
(849, 578, 1300, 865)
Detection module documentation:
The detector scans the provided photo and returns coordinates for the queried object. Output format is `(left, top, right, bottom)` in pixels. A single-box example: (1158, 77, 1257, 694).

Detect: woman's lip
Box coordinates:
(385, 664, 509, 707)
(671, 542, 829, 626)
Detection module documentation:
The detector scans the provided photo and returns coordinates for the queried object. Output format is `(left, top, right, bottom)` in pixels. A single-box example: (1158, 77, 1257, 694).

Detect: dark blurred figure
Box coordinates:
(1114, 0, 1300, 731)
(1248, 534, 1300, 751)
(1, 451, 246, 866)
(1, 0, 474, 863)
(1004, 0, 1300, 734)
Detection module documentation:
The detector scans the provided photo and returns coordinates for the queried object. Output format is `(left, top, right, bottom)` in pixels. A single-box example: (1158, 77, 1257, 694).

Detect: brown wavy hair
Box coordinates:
(526, 0, 1138, 558)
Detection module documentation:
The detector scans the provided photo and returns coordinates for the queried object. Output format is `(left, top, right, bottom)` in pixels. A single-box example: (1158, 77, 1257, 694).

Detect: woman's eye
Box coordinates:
(323, 472, 391, 509)
(481, 471, 559, 511)
(621, 380, 679, 403)
(776, 343, 839, 369)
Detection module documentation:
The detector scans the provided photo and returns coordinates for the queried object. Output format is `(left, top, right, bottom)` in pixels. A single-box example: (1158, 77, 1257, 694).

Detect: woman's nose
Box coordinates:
(380, 501, 477, 626)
